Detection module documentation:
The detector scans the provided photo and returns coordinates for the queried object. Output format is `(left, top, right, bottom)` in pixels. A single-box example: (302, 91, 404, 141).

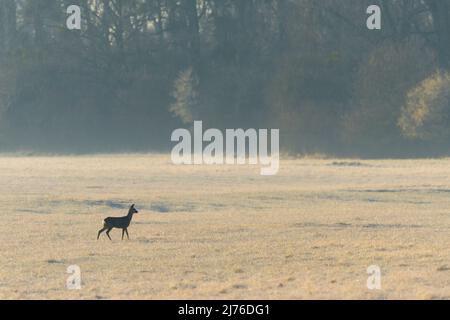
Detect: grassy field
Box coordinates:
(1, 154, 450, 299)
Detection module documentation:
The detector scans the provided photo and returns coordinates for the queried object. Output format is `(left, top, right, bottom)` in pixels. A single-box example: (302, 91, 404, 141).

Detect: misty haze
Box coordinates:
(0, 0, 449, 156)
(2, 0, 450, 301)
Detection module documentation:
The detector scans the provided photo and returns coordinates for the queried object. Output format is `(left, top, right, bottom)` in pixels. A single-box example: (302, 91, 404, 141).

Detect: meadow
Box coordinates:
(1, 154, 450, 299)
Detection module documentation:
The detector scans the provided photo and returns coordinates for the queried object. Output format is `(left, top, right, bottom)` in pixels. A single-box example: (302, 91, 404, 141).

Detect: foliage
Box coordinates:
(399, 71, 450, 140)
(1, 0, 450, 156)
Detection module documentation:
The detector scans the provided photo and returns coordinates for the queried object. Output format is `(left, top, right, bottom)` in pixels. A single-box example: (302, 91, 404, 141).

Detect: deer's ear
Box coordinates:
(131, 204, 135, 208)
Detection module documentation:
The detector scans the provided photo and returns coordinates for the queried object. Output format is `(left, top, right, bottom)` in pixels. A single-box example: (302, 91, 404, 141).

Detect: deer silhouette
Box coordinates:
(97, 204, 139, 240)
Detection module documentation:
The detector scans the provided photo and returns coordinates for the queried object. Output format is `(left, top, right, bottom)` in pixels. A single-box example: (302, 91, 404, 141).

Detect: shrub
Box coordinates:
(169, 67, 198, 124)
(398, 70, 450, 140)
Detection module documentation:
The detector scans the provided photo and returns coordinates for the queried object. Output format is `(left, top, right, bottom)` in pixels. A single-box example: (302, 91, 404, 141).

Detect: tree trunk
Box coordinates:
(1, 0, 17, 57)
(184, 0, 200, 69)
(425, 0, 450, 69)
(32, 1, 45, 46)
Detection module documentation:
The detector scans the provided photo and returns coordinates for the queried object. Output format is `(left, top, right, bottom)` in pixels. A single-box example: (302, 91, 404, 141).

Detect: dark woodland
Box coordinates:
(1, 0, 450, 157)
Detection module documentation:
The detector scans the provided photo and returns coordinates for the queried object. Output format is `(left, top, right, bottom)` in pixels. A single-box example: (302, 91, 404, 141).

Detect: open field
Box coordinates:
(1, 155, 450, 299)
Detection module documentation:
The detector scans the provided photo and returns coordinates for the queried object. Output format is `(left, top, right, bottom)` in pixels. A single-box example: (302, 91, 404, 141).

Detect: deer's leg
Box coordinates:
(125, 229, 130, 240)
(121, 229, 125, 240)
(106, 228, 112, 241)
(97, 227, 107, 240)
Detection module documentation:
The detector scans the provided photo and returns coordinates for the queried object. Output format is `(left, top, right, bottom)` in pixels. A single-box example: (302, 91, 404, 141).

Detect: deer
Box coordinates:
(97, 204, 139, 240)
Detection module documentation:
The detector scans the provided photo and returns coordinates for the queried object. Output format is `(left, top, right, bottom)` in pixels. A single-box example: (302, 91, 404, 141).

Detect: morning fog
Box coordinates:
(171, 121, 279, 175)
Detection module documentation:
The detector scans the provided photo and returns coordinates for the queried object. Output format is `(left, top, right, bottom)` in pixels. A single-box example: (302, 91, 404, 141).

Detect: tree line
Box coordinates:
(1, 0, 450, 157)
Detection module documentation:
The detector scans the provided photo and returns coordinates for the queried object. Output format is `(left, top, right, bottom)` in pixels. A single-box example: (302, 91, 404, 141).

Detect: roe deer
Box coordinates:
(97, 204, 139, 240)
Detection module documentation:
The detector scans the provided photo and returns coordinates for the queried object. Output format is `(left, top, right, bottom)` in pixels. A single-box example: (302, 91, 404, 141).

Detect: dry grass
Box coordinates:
(1, 155, 450, 299)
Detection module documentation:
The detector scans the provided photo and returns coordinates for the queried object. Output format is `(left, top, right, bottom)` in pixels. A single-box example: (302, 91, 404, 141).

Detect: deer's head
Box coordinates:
(129, 204, 139, 214)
